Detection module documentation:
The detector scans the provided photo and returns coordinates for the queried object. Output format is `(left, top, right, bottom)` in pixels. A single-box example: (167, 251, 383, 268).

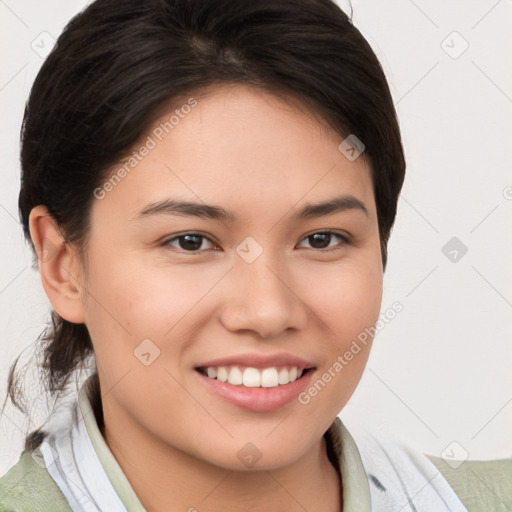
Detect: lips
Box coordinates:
(194, 352, 317, 412)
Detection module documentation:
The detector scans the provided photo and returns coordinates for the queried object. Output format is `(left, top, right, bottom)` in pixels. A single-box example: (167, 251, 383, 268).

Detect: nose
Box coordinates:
(219, 252, 309, 339)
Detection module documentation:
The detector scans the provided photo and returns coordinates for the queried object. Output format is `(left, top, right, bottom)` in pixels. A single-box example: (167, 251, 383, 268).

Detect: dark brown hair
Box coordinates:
(3, 0, 405, 451)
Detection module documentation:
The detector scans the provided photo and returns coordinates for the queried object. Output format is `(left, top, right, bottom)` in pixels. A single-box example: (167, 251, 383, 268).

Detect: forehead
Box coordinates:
(93, 84, 376, 224)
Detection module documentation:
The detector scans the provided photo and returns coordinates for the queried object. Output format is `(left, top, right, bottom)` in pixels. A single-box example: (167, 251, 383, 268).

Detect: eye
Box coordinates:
(160, 230, 350, 254)
(297, 231, 350, 251)
(161, 233, 217, 252)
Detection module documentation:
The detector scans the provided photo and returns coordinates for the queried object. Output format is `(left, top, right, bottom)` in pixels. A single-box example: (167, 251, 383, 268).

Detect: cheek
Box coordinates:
(83, 251, 197, 336)
(300, 257, 382, 409)
(307, 255, 383, 337)
(82, 250, 226, 389)
(81, 254, 200, 401)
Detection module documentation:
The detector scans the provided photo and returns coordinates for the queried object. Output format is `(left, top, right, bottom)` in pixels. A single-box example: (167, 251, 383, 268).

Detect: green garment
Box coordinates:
(426, 455, 512, 512)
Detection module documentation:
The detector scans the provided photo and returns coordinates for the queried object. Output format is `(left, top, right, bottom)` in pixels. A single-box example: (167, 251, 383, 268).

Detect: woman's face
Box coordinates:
(79, 84, 382, 470)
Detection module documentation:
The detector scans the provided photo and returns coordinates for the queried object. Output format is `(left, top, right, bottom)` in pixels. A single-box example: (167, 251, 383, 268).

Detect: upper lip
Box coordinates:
(196, 352, 316, 370)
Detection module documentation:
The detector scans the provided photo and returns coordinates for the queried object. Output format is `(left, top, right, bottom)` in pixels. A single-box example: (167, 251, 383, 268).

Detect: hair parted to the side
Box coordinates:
(4, 0, 405, 452)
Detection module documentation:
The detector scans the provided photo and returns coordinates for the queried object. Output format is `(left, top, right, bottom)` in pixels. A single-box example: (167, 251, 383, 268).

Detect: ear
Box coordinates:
(29, 205, 86, 324)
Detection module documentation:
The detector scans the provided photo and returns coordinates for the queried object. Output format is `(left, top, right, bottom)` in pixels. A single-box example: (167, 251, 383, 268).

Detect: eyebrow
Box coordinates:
(137, 194, 368, 222)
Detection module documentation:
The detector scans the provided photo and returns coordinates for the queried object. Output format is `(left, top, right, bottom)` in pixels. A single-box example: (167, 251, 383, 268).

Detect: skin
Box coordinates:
(30, 84, 383, 511)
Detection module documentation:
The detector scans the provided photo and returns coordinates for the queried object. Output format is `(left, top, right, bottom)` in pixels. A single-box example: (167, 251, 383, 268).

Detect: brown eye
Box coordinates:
(298, 231, 349, 250)
(162, 233, 216, 252)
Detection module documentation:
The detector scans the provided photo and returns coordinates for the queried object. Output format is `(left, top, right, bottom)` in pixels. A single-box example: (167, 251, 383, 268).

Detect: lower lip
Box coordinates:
(195, 369, 315, 412)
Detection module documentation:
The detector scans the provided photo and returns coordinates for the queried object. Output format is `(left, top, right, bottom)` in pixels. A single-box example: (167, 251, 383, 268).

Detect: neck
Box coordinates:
(101, 403, 341, 512)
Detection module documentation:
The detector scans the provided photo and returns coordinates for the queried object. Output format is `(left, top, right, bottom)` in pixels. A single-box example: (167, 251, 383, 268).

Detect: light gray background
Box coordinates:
(1, 0, 511, 475)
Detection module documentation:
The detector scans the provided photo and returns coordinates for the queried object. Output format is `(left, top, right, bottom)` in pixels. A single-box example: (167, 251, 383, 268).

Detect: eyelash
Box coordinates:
(159, 231, 351, 254)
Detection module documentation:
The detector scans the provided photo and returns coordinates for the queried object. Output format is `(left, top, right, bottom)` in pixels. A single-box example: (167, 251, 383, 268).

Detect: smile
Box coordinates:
(195, 364, 316, 412)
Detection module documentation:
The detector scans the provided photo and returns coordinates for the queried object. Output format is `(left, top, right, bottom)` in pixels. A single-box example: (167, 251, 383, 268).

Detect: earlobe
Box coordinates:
(28, 205, 86, 324)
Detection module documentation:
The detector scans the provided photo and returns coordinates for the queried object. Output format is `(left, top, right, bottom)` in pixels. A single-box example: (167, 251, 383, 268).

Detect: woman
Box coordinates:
(0, 0, 509, 510)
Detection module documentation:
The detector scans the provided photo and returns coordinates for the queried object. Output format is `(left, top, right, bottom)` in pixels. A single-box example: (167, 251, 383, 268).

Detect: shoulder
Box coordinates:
(426, 453, 512, 512)
(0, 450, 72, 512)
(343, 423, 509, 511)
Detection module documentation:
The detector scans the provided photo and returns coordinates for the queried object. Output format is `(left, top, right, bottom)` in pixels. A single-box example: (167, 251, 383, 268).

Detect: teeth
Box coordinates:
(217, 367, 228, 382)
(242, 367, 260, 387)
(228, 366, 243, 386)
(278, 368, 289, 384)
(261, 368, 279, 388)
(202, 365, 306, 387)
